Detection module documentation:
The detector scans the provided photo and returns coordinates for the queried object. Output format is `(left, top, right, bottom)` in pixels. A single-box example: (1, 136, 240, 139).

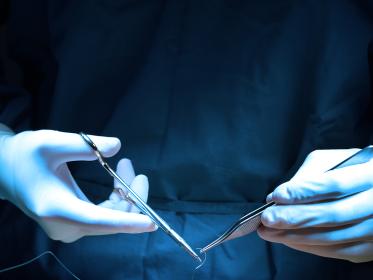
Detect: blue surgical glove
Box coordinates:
(258, 148, 373, 263)
(0, 129, 156, 243)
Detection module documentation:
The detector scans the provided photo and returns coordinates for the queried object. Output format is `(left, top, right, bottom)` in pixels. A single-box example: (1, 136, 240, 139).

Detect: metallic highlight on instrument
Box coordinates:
(200, 145, 373, 254)
(79, 132, 202, 263)
(200, 201, 275, 254)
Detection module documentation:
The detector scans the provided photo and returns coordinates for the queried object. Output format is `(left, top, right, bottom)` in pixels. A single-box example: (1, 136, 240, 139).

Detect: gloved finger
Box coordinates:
(62, 197, 157, 234)
(34, 130, 121, 164)
(262, 188, 373, 229)
(115, 158, 136, 187)
(291, 149, 360, 181)
(100, 159, 136, 212)
(103, 175, 150, 214)
(257, 218, 373, 246)
(282, 241, 373, 263)
(266, 149, 359, 203)
(268, 161, 373, 204)
(100, 159, 149, 213)
(127, 175, 149, 213)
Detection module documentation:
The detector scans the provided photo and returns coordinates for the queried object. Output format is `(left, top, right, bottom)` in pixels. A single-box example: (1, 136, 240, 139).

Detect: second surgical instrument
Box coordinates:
(79, 132, 202, 263)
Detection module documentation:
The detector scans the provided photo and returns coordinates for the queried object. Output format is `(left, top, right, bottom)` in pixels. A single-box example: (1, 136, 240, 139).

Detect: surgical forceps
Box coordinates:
(79, 132, 202, 263)
(200, 145, 373, 253)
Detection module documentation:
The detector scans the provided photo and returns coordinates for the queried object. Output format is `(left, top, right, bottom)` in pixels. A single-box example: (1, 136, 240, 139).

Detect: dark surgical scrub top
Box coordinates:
(1, 1, 373, 279)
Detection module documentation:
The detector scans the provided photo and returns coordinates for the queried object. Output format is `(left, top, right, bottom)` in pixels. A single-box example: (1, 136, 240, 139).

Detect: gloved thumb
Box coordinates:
(32, 130, 121, 164)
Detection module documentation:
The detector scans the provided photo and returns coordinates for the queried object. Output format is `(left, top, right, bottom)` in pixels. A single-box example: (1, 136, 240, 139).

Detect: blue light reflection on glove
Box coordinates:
(258, 148, 373, 263)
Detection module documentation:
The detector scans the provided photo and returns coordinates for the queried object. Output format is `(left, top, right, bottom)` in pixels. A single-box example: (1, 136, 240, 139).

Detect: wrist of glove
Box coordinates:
(0, 129, 156, 242)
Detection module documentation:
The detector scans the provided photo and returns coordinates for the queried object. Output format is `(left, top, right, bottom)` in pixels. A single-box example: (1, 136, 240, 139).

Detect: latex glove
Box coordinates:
(0, 130, 156, 243)
(258, 148, 373, 263)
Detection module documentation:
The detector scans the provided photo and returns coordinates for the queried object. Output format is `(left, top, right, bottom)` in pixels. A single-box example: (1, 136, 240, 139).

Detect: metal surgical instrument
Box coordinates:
(200, 145, 373, 254)
(79, 132, 202, 263)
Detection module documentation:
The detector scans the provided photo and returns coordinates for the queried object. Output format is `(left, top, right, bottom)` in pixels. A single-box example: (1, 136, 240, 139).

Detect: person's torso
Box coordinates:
(4, 1, 373, 279)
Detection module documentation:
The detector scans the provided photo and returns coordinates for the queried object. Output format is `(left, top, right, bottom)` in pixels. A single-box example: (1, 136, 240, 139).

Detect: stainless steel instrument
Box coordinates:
(80, 132, 202, 263)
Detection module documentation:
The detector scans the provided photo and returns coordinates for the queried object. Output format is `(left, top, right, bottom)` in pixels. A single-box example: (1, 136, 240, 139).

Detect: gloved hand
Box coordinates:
(258, 148, 373, 263)
(0, 129, 156, 243)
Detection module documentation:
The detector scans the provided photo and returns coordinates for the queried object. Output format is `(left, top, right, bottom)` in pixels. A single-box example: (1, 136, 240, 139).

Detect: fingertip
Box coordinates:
(271, 192, 284, 203)
(136, 174, 148, 182)
(116, 158, 135, 185)
(85, 135, 122, 158)
(129, 174, 149, 206)
(128, 215, 158, 233)
(109, 137, 121, 147)
(137, 214, 158, 232)
(272, 187, 291, 203)
(112, 137, 121, 150)
(148, 222, 158, 232)
(261, 209, 275, 227)
(117, 158, 132, 168)
(131, 174, 149, 190)
(257, 226, 282, 243)
(101, 137, 121, 157)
